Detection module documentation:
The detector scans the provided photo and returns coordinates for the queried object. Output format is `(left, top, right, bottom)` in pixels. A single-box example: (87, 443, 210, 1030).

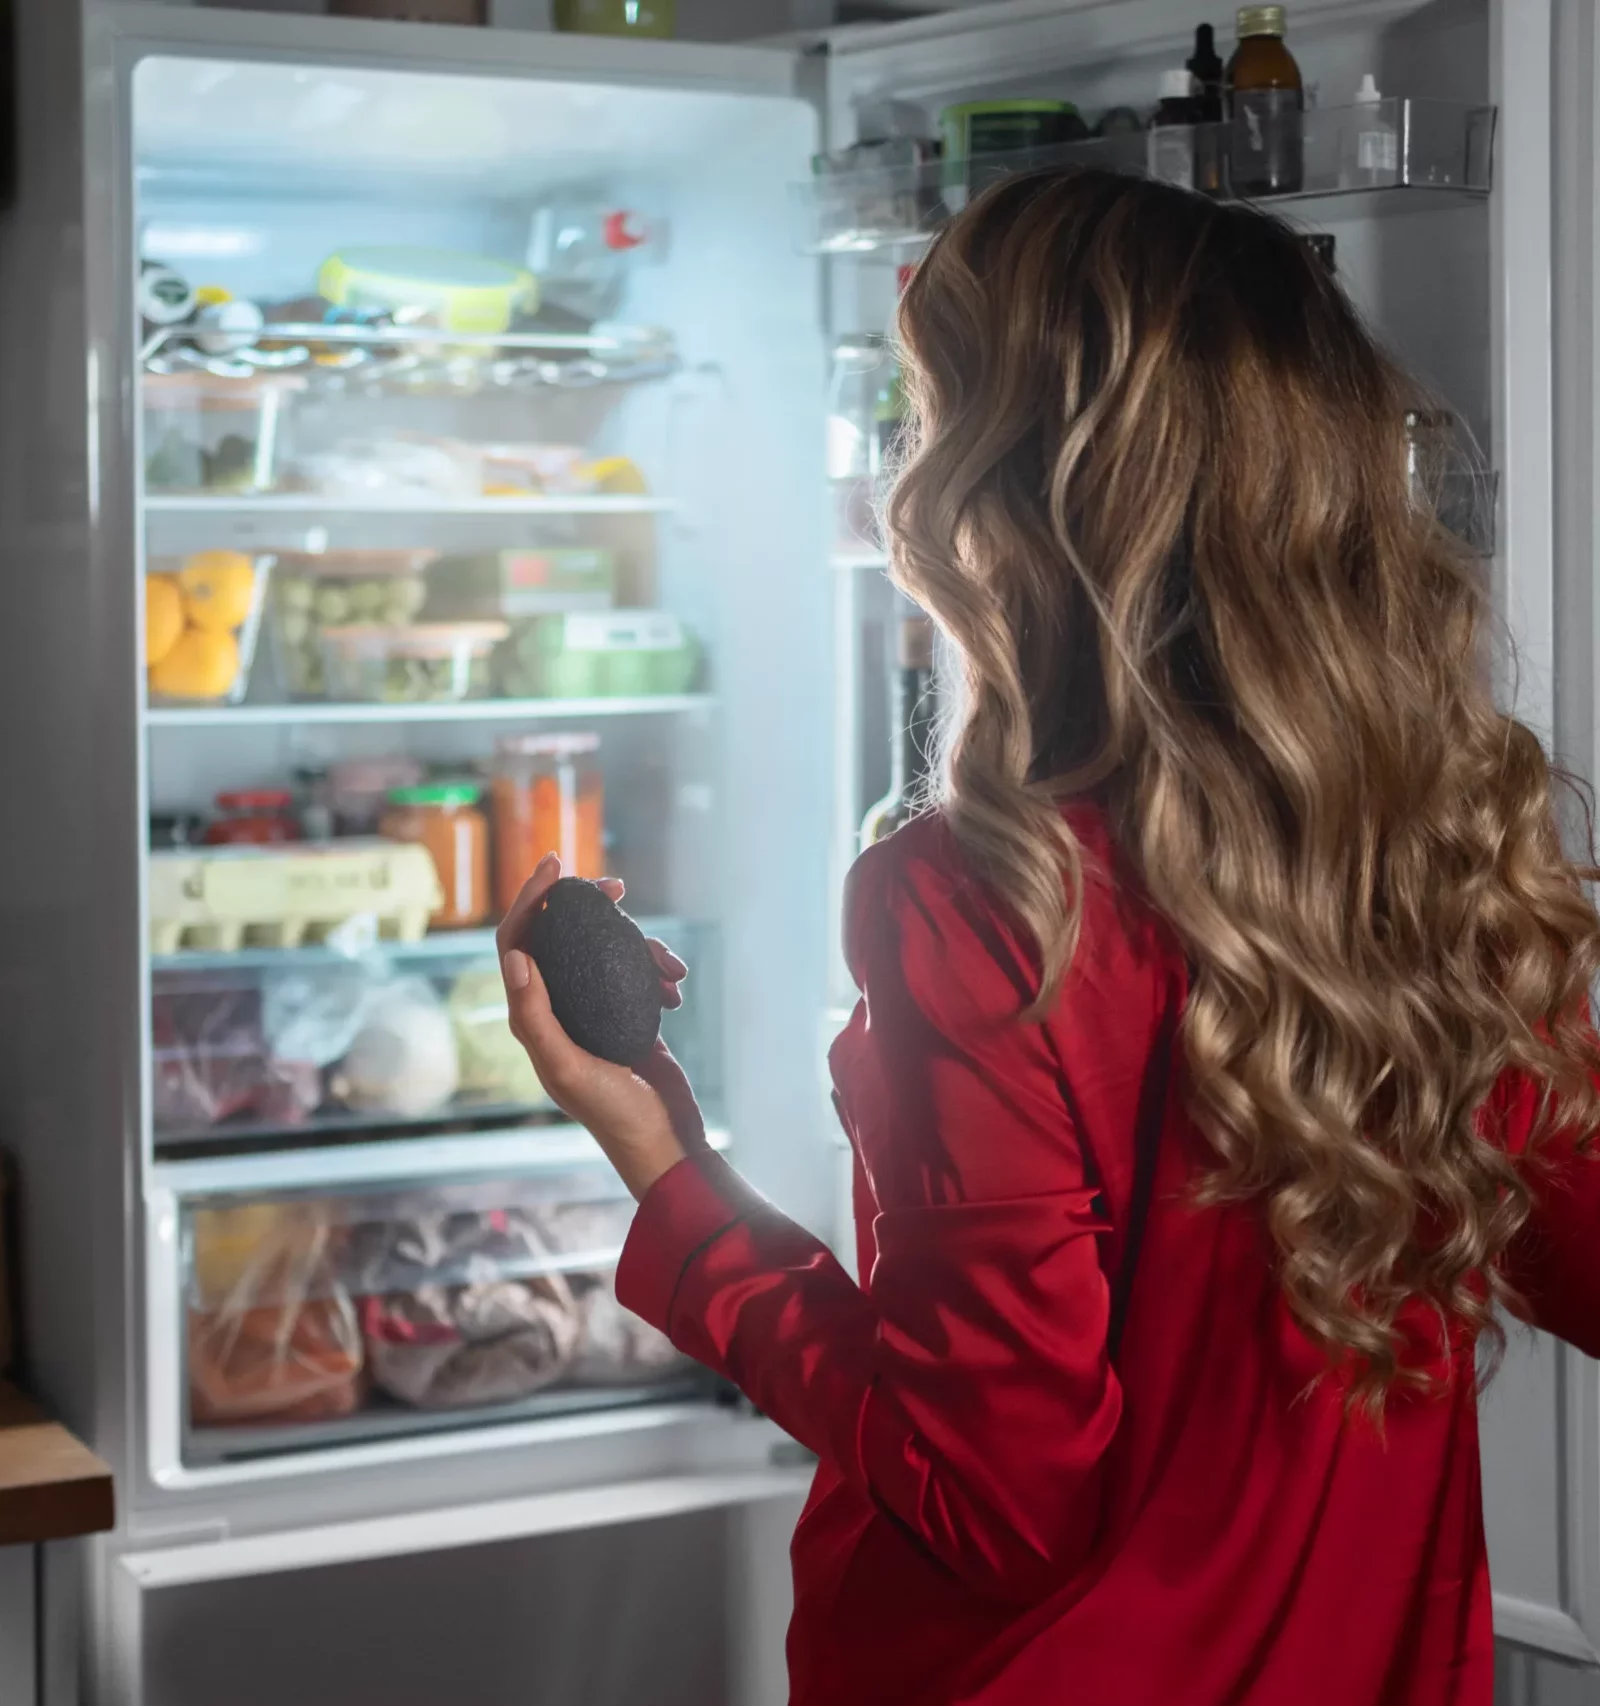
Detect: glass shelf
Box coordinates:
(144, 493, 673, 517)
(797, 98, 1495, 257)
(143, 320, 680, 396)
(144, 692, 714, 729)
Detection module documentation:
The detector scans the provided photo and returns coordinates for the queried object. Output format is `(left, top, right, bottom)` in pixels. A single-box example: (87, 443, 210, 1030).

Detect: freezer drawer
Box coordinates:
(176, 1160, 712, 1467)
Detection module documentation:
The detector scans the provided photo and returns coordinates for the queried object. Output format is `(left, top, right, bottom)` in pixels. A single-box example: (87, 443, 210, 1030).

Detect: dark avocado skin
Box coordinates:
(519, 878, 664, 1066)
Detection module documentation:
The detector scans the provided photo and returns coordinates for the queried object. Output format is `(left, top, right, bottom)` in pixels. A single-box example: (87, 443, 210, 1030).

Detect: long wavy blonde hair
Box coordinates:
(887, 168, 1600, 1406)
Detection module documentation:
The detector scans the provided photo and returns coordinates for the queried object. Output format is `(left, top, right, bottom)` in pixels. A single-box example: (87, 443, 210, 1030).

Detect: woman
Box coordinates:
(498, 170, 1600, 1705)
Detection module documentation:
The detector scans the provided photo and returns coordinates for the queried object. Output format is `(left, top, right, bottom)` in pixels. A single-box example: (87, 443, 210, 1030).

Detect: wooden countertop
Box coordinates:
(0, 1385, 113, 1547)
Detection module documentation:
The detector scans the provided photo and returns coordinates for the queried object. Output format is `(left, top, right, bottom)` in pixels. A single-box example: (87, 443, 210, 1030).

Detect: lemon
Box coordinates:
(149, 627, 241, 701)
(145, 574, 184, 668)
(179, 550, 257, 632)
(582, 456, 648, 495)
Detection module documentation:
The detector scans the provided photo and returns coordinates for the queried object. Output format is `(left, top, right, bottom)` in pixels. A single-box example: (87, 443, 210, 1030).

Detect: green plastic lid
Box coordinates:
(388, 782, 482, 808)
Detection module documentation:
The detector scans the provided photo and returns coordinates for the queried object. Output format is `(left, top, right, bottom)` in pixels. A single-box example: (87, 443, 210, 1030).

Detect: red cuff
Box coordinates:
(616, 1148, 767, 1335)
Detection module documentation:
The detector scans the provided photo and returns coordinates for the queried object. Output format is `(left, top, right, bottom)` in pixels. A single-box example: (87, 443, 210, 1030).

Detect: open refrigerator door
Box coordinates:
(802, 0, 1599, 1679)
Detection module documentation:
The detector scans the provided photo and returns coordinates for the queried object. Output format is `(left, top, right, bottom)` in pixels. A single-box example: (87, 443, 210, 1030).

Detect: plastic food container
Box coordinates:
(146, 551, 273, 707)
(427, 547, 615, 621)
(319, 622, 507, 704)
(498, 610, 697, 700)
(143, 372, 303, 494)
(490, 733, 604, 914)
(379, 783, 491, 930)
(318, 248, 537, 336)
(269, 551, 438, 699)
(329, 756, 425, 836)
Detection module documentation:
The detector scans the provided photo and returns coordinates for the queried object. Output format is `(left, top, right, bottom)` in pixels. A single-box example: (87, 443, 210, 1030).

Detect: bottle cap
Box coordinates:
(1237, 5, 1287, 37)
(1354, 72, 1381, 104)
(388, 783, 483, 809)
(1159, 69, 1197, 101)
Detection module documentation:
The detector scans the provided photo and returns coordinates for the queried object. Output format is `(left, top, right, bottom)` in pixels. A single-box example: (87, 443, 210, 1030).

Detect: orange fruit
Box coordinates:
(149, 627, 241, 701)
(179, 550, 256, 632)
(145, 574, 184, 668)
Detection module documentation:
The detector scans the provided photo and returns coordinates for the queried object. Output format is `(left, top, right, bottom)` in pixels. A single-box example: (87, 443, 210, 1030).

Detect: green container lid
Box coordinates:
(389, 782, 482, 808)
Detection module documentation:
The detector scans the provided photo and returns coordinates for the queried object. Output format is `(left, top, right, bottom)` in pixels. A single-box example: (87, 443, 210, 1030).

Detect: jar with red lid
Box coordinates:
(204, 790, 302, 845)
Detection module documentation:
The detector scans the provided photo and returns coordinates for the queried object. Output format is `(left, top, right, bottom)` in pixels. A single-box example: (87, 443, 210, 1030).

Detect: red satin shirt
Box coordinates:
(616, 805, 1600, 1705)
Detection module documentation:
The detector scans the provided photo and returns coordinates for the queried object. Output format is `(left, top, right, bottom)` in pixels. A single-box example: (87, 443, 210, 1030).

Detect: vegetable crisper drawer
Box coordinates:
(181, 1166, 703, 1464)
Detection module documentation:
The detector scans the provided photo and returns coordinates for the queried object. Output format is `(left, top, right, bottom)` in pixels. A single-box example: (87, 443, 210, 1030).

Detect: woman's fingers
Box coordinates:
(495, 852, 562, 960)
(499, 946, 589, 1106)
(597, 877, 625, 904)
(645, 937, 687, 1010)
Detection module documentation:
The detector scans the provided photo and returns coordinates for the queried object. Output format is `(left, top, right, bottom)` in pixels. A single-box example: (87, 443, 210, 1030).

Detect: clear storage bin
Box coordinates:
(148, 921, 717, 1151)
(181, 1165, 700, 1461)
(268, 550, 438, 700)
(143, 371, 302, 494)
(145, 551, 273, 707)
(320, 621, 508, 704)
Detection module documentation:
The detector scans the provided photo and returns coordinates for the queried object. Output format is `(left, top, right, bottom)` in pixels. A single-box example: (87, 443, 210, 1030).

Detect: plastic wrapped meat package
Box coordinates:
(541, 1196, 686, 1386)
(188, 1201, 364, 1426)
(351, 1201, 582, 1409)
(153, 985, 320, 1137)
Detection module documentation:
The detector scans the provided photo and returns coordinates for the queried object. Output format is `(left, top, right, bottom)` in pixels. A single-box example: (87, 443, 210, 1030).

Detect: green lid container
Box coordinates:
(388, 782, 483, 809)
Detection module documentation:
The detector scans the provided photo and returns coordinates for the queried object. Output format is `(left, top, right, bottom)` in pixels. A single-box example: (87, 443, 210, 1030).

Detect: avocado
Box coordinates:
(519, 877, 663, 1066)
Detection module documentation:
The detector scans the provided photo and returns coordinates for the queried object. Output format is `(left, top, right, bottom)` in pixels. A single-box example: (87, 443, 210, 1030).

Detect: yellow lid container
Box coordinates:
(318, 247, 537, 335)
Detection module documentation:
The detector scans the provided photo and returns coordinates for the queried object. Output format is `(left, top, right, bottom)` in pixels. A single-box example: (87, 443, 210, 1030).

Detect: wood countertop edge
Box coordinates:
(0, 1383, 115, 1547)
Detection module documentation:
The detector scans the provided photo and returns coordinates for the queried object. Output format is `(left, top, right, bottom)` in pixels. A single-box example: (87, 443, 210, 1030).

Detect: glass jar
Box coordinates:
(379, 784, 490, 930)
(204, 790, 302, 846)
(827, 334, 898, 554)
(490, 734, 605, 916)
(328, 756, 425, 837)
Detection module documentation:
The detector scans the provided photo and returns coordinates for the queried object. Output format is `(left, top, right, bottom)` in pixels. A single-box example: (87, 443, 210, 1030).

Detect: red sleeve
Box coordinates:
(1496, 1069, 1600, 1358)
(616, 828, 1122, 1605)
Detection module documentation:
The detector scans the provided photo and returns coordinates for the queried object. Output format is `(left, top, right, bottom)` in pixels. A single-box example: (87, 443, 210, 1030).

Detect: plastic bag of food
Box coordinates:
(353, 1202, 581, 1409)
(568, 1270, 685, 1387)
(152, 987, 320, 1135)
(328, 976, 460, 1119)
(188, 1202, 364, 1426)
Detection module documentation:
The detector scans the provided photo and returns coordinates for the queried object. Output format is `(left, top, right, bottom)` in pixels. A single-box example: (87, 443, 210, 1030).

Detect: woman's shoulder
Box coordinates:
(842, 801, 1180, 1005)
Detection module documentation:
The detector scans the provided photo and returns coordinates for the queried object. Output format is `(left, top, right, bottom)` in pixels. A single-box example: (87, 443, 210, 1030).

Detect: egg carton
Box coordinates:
(149, 841, 443, 957)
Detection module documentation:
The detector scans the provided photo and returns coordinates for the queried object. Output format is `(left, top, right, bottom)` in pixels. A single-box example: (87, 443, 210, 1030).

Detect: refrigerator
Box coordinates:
(0, 0, 1594, 1702)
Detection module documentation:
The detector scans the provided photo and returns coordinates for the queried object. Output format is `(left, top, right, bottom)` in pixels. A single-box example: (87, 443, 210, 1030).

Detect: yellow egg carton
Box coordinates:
(149, 841, 443, 955)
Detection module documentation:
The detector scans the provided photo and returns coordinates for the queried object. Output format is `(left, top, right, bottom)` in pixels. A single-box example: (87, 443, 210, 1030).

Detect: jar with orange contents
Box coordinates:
(379, 783, 490, 930)
(490, 733, 604, 916)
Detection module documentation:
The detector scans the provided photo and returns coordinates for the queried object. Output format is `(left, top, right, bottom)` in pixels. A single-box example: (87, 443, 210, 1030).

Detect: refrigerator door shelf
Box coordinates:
(797, 98, 1496, 259)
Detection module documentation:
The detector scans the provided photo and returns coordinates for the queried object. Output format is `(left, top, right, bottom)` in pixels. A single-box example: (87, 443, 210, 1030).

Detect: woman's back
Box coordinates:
(786, 801, 1600, 1703)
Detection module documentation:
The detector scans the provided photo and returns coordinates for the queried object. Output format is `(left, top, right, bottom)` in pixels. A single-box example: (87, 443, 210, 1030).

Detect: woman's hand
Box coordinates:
(498, 854, 704, 1202)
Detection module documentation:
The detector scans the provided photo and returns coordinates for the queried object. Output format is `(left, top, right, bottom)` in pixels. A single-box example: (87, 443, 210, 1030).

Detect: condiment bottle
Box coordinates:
(204, 789, 302, 846)
(1148, 70, 1200, 189)
(1228, 5, 1304, 196)
(1343, 73, 1398, 186)
(1187, 23, 1227, 193)
(379, 783, 490, 930)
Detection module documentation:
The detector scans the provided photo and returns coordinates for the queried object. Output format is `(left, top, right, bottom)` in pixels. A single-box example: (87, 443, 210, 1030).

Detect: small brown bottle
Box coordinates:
(1228, 6, 1304, 195)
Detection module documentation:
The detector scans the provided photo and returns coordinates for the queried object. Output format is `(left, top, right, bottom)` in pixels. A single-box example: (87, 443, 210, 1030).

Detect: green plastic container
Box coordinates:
(554, 0, 675, 37)
(940, 99, 1088, 209)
